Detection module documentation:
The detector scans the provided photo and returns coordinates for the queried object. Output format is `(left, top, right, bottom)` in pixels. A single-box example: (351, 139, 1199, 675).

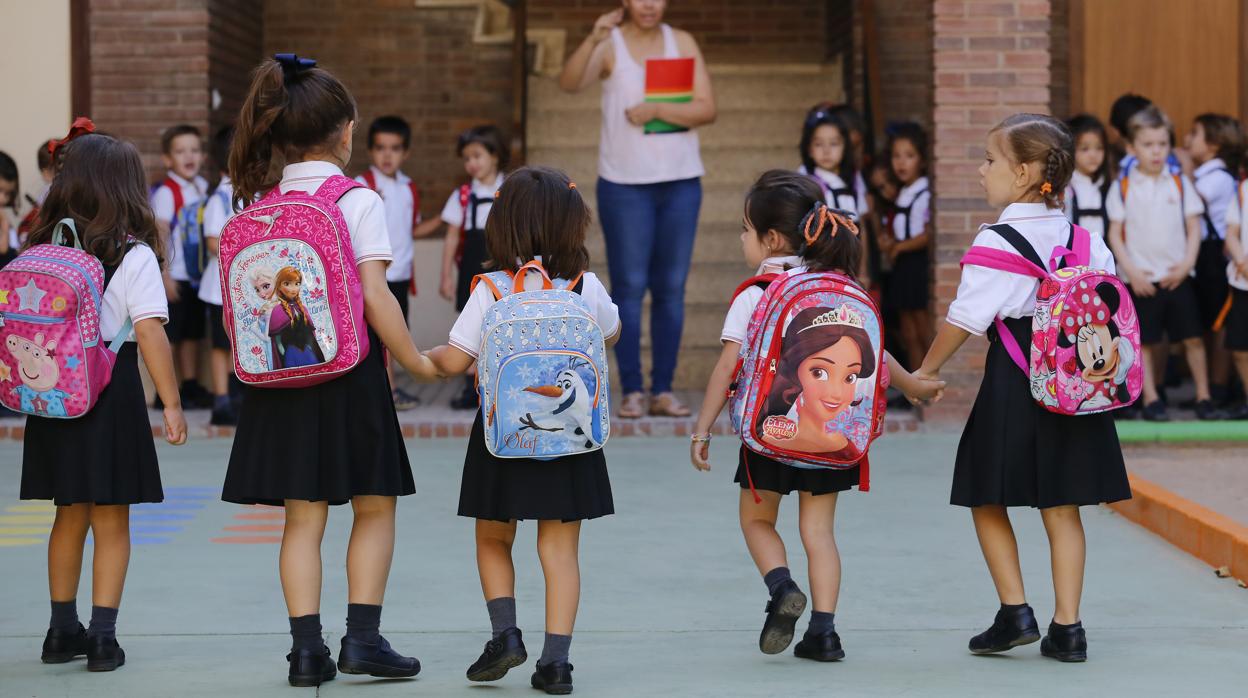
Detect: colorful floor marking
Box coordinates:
(2, 488, 218, 548)
(0, 502, 54, 547)
(213, 504, 285, 544)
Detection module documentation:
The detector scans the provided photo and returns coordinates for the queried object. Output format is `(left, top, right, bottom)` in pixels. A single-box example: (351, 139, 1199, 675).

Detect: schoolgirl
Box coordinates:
(1064, 114, 1114, 239)
(881, 122, 934, 370)
(797, 105, 866, 217)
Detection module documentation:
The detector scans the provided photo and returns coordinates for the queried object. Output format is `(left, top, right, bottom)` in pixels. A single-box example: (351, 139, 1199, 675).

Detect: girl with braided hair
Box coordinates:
(689, 170, 943, 663)
(917, 113, 1129, 663)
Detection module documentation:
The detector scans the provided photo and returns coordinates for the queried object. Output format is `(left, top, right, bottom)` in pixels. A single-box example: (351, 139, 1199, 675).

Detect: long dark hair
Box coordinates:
(229, 56, 357, 210)
(0, 150, 17, 217)
(764, 305, 876, 418)
(485, 166, 590, 280)
(745, 170, 862, 282)
(1194, 112, 1247, 174)
(1066, 113, 1114, 184)
(25, 134, 164, 267)
(799, 104, 856, 187)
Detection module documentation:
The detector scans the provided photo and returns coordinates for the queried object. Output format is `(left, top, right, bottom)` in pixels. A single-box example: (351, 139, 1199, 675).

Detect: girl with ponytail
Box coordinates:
(688, 170, 943, 663)
(220, 54, 439, 688)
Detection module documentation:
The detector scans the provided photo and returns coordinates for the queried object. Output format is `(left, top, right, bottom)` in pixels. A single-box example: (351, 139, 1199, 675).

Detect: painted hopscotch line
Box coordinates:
(213, 504, 285, 544)
(3, 487, 217, 547)
(0, 501, 54, 547)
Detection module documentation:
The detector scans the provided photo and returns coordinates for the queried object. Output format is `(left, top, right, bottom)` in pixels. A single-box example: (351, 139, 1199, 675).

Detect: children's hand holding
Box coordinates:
(164, 405, 188, 445)
(690, 434, 712, 471)
(906, 371, 946, 404)
(405, 352, 444, 381)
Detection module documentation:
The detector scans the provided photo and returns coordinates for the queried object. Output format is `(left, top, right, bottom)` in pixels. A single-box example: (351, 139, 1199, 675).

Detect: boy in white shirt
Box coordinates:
(1107, 106, 1221, 421)
(150, 124, 211, 409)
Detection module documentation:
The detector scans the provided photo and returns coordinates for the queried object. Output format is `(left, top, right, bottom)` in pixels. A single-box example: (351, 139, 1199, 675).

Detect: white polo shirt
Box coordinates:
(102, 243, 170, 341)
(1105, 169, 1203, 281)
(277, 161, 393, 267)
(1220, 180, 1248, 292)
(1064, 170, 1109, 239)
(150, 171, 208, 282)
(892, 176, 931, 241)
(720, 255, 805, 344)
(355, 166, 418, 283)
(1193, 157, 1236, 241)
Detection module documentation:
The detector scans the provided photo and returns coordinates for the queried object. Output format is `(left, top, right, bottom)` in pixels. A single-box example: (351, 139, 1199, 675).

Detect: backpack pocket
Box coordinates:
(485, 348, 605, 459)
(0, 312, 73, 418)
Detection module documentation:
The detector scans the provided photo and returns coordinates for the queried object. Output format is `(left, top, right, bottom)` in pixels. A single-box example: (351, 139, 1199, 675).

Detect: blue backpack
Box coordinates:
(472, 261, 611, 459)
(175, 187, 229, 287)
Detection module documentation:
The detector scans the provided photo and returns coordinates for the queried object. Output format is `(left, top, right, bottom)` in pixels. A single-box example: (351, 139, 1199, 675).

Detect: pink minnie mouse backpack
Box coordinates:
(0, 219, 132, 418)
(219, 175, 369, 388)
(961, 223, 1143, 415)
(728, 209, 887, 495)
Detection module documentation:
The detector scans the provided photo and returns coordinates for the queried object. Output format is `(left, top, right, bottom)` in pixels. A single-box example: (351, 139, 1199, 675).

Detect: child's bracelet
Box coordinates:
(690, 433, 712, 444)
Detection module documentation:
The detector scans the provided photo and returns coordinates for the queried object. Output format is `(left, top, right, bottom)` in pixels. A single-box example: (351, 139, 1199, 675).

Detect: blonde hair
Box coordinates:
(991, 113, 1074, 209)
(1126, 105, 1172, 144)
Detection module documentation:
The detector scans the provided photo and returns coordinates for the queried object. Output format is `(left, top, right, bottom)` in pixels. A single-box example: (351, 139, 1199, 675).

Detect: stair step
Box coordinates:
(529, 107, 812, 149)
(527, 144, 798, 188)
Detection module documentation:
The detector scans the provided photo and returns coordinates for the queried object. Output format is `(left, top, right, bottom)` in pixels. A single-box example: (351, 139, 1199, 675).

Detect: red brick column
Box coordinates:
(927, 0, 1052, 422)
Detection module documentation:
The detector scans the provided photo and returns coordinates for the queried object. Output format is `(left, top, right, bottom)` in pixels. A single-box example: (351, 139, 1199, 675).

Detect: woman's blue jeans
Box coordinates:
(596, 176, 702, 395)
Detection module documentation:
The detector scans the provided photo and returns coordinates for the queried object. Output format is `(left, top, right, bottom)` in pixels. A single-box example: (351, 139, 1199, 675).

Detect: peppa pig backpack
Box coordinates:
(218, 174, 369, 388)
(961, 222, 1142, 415)
(0, 219, 132, 419)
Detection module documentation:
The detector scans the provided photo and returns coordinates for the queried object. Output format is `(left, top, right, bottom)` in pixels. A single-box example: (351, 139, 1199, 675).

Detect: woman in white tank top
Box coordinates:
(559, 1, 717, 418)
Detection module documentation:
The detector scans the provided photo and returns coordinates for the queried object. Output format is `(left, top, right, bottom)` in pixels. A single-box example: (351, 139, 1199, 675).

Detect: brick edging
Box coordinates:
(1107, 474, 1248, 584)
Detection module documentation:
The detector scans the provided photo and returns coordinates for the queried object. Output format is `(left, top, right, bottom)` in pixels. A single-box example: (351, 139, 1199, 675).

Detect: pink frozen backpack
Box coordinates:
(0, 219, 132, 418)
(219, 174, 369, 388)
(961, 223, 1143, 415)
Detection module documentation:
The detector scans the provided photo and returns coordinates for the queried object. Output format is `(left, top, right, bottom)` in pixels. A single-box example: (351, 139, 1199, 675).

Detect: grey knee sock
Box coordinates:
(50, 599, 79, 632)
(539, 633, 571, 665)
(289, 614, 323, 652)
(345, 603, 382, 644)
(808, 611, 835, 635)
(763, 566, 792, 596)
(86, 606, 118, 641)
(486, 597, 517, 637)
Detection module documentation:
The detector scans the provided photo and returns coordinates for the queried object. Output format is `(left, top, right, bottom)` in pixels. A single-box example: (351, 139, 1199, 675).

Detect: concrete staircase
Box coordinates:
(526, 62, 844, 390)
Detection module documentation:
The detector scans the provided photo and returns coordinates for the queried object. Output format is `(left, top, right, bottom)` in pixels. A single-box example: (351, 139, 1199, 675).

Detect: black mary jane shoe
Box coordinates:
(337, 635, 420, 678)
(530, 661, 574, 695)
(759, 580, 808, 655)
(467, 627, 528, 682)
(794, 629, 845, 662)
(1040, 621, 1088, 663)
(41, 623, 88, 664)
(86, 635, 126, 672)
(968, 604, 1040, 655)
(288, 645, 336, 687)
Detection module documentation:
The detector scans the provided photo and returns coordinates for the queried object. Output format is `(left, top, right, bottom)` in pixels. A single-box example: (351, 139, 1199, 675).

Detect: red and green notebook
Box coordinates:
(644, 57, 695, 134)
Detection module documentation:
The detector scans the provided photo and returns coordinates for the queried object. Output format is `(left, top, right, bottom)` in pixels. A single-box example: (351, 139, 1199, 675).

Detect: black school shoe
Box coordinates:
(968, 604, 1040, 655)
(1194, 400, 1227, 421)
(1141, 400, 1170, 422)
(467, 627, 527, 682)
(530, 661, 573, 695)
(337, 635, 420, 678)
(794, 629, 845, 662)
(86, 635, 125, 672)
(41, 623, 88, 663)
(1225, 403, 1248, 421)
(759, 580, 808, 654)
(1040, 621, 1087, 662)
(288, 645, 336, 687)
(209, 404, 238, 426)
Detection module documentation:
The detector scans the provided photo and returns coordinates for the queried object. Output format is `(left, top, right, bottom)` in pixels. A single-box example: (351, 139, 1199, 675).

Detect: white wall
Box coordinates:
(0, 0, 71, 213)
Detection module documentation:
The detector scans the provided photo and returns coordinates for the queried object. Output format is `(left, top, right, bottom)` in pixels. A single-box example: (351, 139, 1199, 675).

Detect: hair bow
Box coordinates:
(274, 53, 317, 81)
(798, 202, 859, 253)
(48, 116, 96, 159)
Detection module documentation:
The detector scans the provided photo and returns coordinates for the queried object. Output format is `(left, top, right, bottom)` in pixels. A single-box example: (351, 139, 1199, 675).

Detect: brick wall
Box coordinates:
(208, 0, 263, 160)
(263, 0, 512, 221)
(88, 0, 210, 181)
(529, 0, 827, 63)
(846, 0, 934, 154)
(928, 0, 1052, 421)
(1049, 0, 1068, 118)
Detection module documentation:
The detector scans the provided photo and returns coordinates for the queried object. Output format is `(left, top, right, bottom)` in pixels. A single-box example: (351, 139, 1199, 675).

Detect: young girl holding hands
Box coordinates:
(21, 133, 188, 672)
(689, 170, 943, 662)
(426, 166, 619, 694)
(917, 114, 1130, 662)
(220, 56, 440, 687)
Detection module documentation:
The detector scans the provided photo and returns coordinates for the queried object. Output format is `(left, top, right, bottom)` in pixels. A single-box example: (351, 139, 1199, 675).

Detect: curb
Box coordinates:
(1116, 420, 1248, 443)
(1107, 474, 1248, 584)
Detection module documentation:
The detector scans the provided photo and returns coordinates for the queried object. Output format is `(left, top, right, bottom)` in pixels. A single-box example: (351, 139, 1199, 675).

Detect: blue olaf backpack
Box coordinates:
(472, 261, 611, 459)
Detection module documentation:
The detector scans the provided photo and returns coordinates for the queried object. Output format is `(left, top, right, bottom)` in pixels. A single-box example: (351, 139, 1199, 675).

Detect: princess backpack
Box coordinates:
(472, 261, 610, 460)
(219, 175, 369, 388)
(961, 223, 1143, 415)
(0, 219, 131, 418)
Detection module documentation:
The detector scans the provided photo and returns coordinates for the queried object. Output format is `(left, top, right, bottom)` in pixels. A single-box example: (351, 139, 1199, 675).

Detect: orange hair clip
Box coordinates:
(568, 182, 577, 190)
(1040, 181, 1053, 195)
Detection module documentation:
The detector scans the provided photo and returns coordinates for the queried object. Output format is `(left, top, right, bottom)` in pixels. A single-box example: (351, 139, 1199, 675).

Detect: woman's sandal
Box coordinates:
(617, 392, 647, 419)
(649, 392, 692, 418)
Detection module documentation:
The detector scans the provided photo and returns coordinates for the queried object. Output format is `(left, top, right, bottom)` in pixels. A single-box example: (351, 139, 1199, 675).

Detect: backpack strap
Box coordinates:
(360, 169, 377, 191)
(408, 181, 421, 226)
(311, 174, 363, 202)
(470, 270, 514, 301)
(514, 260, 554, 291)
(552, 271, 586, 292)
(163, 177, 184, 228)
(1048, 223, 1091, 271)
(732, 273, 778, 301)
(963, 224, 1047, 277)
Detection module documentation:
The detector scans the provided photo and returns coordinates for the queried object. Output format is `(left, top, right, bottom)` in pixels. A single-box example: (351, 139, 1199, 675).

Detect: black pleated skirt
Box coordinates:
(734, 446, 860, 496)
(455, 229, 489, 311)
(222, 329, 415, 506)
(458, 411, 614, 522)
(951, 317, 1131, 508)
(886, 250, 930, 311)
(21, 344, 163, 505)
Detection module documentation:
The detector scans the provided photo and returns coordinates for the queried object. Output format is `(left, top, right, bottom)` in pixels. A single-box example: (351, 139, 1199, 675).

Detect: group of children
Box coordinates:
(8, 53, 1202, 693)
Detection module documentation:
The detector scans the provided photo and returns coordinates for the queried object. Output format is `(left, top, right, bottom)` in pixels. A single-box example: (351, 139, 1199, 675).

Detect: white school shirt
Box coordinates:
(891, 176, 931, 241)
(440, 174, 504, 232)
(1219, 181, 1248, 291)
(1063, 170, 1109, 239)
(720, 255, 805, 344)
(277, 161, 393, 266)
(1193, 157, 1236, 242)
(355, 166, 418, 283)
(198, 177, 234, 306)
(946, 203, 1116, 336)
(448, 270, 620, 358)
(101, 243, 170, 342)
(150, 171, 209, 282)
(1105, 169, 1203, 281)
(798, 166, 866, 217)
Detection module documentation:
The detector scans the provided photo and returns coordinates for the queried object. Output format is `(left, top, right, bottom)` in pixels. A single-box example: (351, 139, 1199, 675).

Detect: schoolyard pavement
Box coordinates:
(1, 433, 1245, 697)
